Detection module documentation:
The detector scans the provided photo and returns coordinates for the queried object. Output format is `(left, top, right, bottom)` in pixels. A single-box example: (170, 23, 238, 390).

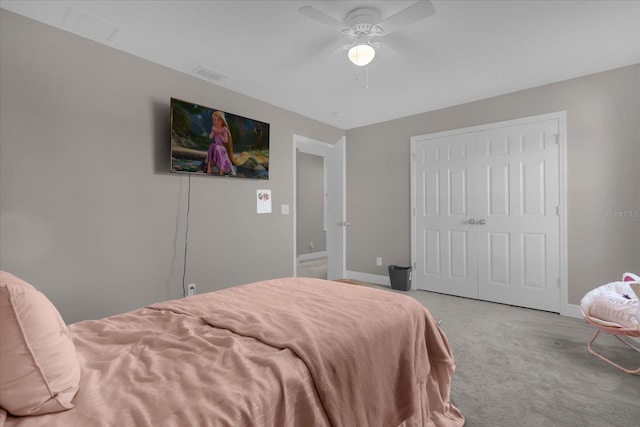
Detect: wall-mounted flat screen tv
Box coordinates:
(170, 97, 269, 180)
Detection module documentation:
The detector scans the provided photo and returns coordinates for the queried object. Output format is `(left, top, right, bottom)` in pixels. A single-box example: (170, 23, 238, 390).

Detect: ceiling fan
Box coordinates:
(298, 0, 436, 66)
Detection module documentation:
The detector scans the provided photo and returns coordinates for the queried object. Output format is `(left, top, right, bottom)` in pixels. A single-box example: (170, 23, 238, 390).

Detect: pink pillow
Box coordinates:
(0, 271, 80, 416)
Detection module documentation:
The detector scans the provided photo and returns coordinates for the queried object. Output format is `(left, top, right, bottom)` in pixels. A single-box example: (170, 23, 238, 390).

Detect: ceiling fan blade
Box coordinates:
(381, 33, 431, 62)
(309, 44, 348, 66)
(298, 6, 349, 33)
(281, 36, 346, 71)
(377, 0, 435, 34)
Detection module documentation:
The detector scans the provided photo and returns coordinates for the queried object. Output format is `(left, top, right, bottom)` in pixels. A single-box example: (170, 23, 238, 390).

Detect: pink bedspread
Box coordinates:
(2, 277, 463, 427)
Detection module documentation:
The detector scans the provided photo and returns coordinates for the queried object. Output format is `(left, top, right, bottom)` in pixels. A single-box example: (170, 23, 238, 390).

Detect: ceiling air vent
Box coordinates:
(62, 6, 120, 42)
(194, 66, 228, 82)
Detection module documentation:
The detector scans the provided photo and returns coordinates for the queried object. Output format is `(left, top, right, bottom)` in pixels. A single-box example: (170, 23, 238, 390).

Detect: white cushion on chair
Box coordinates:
(631, 283, 640, 324)
(581, 281, 639, 328)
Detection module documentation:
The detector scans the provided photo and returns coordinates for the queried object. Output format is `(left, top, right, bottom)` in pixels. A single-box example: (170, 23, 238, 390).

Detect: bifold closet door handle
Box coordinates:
(468, 219, 476, 224)
(479, 219, 486, 225)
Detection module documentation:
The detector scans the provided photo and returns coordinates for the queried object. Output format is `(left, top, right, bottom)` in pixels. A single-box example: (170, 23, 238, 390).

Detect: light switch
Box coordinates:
(281, 204, 289, 215)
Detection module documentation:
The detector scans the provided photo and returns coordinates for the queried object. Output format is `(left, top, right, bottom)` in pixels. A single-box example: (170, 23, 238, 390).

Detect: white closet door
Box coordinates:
(412, 115, 562, 312)
(476, 119, 560, 312)
(414, 132, 478, 298)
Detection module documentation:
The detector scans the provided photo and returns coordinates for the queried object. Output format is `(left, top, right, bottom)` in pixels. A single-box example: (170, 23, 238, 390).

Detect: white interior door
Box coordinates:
(476, 120, 560, 312)
(326, 137, 346, 280)
(412, 115, 562, 312)
(413, 132, 478, 298)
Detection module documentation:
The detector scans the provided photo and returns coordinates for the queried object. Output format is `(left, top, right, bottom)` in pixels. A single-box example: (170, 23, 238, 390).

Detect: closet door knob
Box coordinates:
(479, 219, 486, 225)
(468, 219, 476, 224)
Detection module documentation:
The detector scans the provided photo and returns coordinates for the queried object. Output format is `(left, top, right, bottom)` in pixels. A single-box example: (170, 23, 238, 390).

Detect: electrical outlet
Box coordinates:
(376, 257, 382, 266)
(187, 283, 197, 296)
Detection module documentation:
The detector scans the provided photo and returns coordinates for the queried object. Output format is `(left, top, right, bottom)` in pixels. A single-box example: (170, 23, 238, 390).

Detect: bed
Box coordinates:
(0, 271, 464, 426)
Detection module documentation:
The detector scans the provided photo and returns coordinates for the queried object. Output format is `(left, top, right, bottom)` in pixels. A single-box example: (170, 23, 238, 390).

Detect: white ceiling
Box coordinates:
(2, 0, 639, 130)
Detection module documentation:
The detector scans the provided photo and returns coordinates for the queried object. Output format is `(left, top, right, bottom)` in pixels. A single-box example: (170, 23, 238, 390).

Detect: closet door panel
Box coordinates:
(414, 133, 478, 298)
(477, 119, 560, 312)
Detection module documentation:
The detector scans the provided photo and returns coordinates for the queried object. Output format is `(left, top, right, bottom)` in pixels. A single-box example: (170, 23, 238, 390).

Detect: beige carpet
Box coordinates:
(372, 285, 639, 427)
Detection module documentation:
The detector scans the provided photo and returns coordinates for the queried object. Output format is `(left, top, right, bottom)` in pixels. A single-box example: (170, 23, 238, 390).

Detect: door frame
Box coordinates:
(293, 134, 346, 279)
(410, 111, 569, 315)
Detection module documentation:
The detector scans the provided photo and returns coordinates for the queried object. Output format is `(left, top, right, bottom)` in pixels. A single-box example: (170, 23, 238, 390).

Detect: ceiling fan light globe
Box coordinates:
(348, 43, 375, 66)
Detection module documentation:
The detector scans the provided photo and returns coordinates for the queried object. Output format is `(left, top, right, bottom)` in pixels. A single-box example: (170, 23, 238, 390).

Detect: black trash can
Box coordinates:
(388, 265, 412, 291)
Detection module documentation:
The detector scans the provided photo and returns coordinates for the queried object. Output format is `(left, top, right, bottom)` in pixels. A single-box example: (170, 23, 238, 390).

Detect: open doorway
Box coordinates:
(296, 150, 327, 278)
(293, 135, 346, 280)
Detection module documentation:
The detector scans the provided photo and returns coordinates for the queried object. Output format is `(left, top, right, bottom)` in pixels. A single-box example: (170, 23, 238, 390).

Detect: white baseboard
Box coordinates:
(345, 270, 584, 320)
(561, 303, 582, 319)
(344, 270, 391, 287)
(297, 251, 327, 262)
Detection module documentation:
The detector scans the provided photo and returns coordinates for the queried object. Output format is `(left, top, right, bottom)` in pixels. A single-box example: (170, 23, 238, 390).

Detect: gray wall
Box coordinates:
(0, 10, 344, 323)
(346, 64, 640, 304)
(2, 9, 638, 323)
(296, 152, 326, 256)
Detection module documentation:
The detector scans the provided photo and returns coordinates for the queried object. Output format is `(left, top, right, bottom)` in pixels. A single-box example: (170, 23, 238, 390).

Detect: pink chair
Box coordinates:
(580, 278, 640, 375)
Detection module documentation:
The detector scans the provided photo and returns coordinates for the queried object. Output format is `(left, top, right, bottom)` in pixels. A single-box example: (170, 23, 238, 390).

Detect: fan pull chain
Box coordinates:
(354, 67, 370, 90)
(366, 65, 369, 90)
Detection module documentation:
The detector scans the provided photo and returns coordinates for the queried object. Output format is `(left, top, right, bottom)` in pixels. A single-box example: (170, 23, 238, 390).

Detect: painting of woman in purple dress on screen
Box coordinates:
(206, 111, 235, 176)
(170, 97, 269, 180)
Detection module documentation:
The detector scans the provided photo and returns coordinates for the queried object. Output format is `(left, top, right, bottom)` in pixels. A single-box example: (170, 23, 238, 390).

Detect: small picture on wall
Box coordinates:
(170, 97, 269, 180)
